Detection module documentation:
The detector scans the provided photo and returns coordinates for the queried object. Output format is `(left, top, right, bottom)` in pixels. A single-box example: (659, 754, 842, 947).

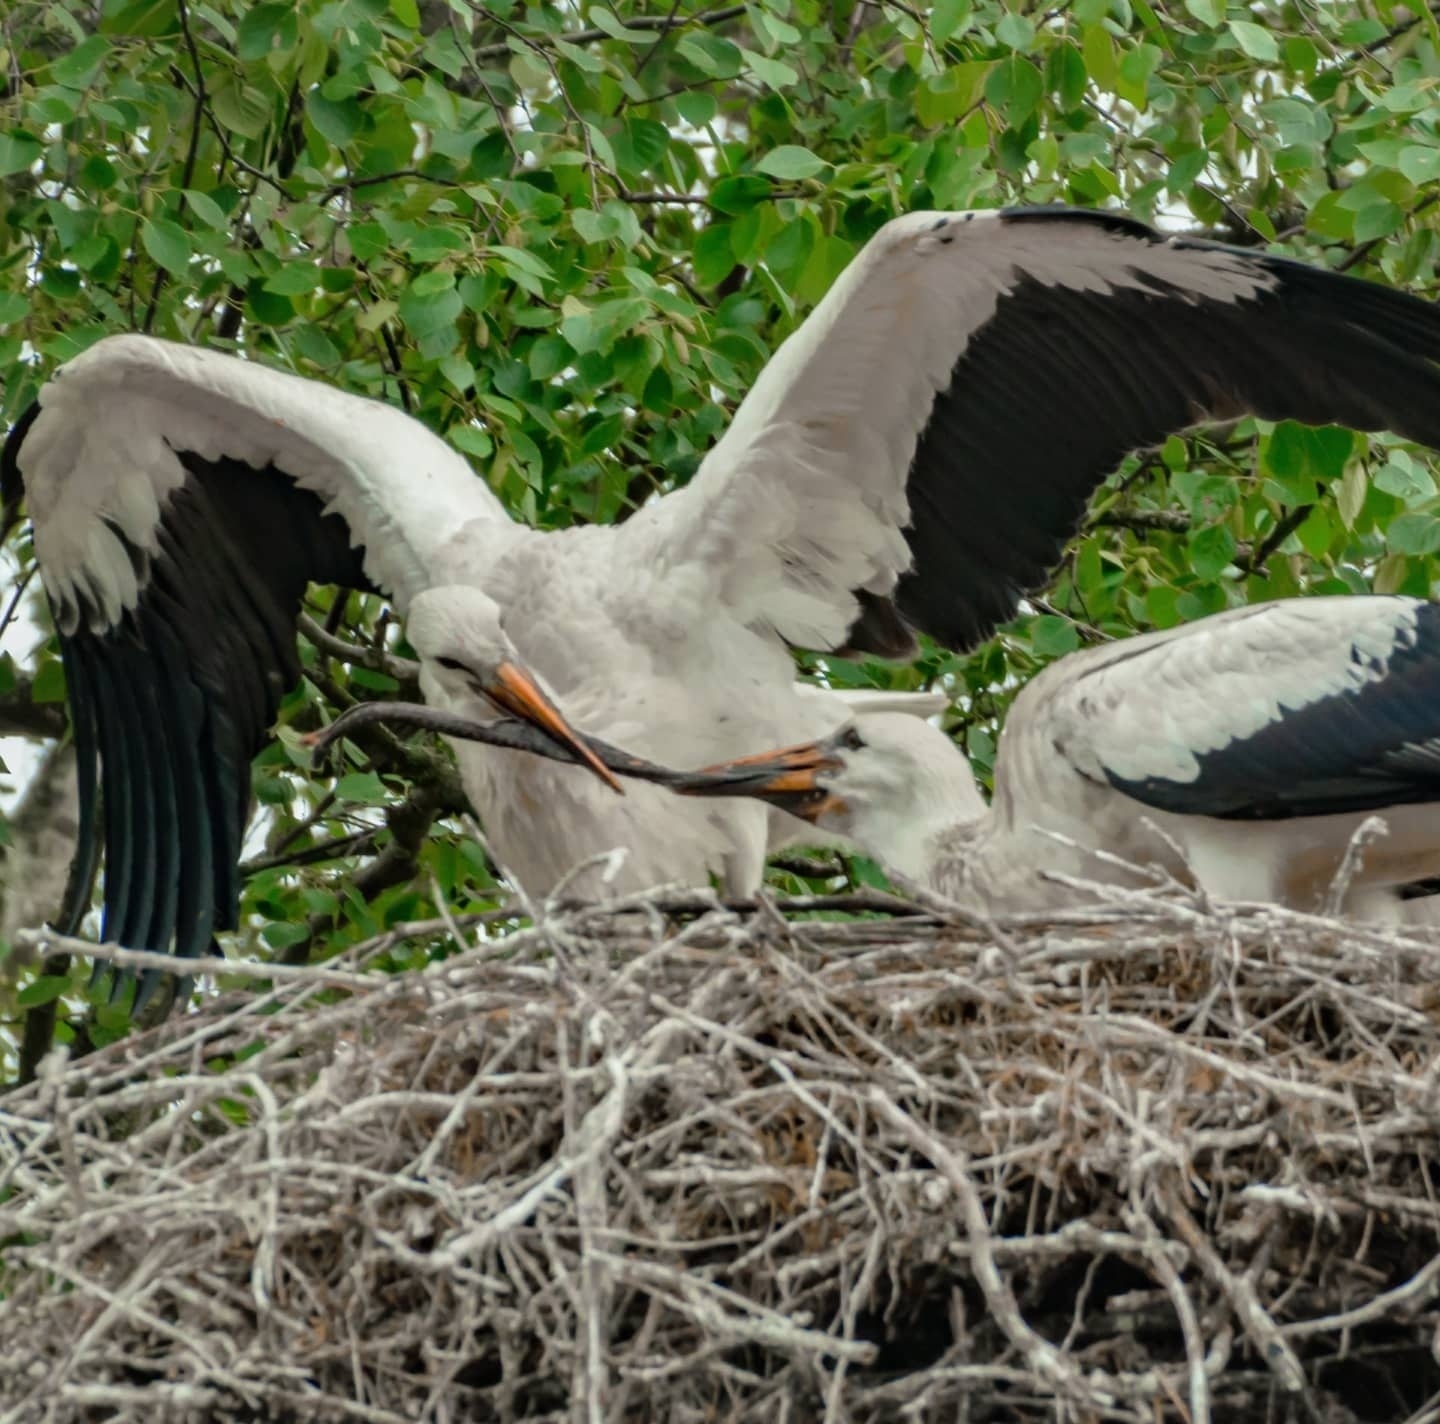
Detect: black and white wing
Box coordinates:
(1027, 596, 1440, 820)
(2, 334, 507, 989)
(629, 206, 1440, 656)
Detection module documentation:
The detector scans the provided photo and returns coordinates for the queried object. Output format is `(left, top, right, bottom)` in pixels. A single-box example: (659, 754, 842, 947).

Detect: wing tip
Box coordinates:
(837, 591, 921, 661)
(1, 400, 40, 538)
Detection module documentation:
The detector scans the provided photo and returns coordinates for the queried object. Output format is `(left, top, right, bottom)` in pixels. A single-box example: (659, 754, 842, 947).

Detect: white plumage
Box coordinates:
(689, 597, 1440, 919)
(11, 205, 1440, 982)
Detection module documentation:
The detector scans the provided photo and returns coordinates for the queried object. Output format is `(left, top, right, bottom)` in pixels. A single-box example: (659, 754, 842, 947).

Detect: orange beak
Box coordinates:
(672, 734, 850, 822)
(483, 662, 623, 794)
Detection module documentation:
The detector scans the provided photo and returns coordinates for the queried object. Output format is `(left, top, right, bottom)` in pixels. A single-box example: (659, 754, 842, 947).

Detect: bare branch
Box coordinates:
(469, 4, 748, 60)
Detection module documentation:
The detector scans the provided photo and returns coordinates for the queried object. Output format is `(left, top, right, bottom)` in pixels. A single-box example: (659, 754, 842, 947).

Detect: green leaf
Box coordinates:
(756, 145, 829, 181)
(1261, 422, 1354, 503)
(984, 55, 1043, 126)
(675, 91, 716, 126)
(399, 279, 462, 340)
(308, 91, 364, 146)
(31, 659, 66, 703)
(559, 296, 649, 355)
(356, 298, 397, 332)
(676, 32, 742, 78)
(1183, 0, 1222, 26)
(210, 74, 271, 137)
(1030, 615, 1080, 657)
(742, 48, 799, 90)
(995, 12, 1035, 50)
(1048, 44, 1087, 111)
(1117, 43, 1161, 108)
(931, 0, 972, 40)
(1082, 25, 1117, 91)
(1352, 200, 1401, 244)
(441, 355, 475, 393)
(348, 222, 389, 262)
(1172, 472, 1237, 520)
(624, 117, 670, 171)
(0, 292, 28, 325)
(490, 245, 555, 282)
(246, 282, 295, 325)
(183, 188, 229, 229)
(263, 921, 312, 950)
(1374, 452, 1436, 504)
(18, 976, 72, 1009)
(52, 35, 110, 89)
(1228, 20, 1279, 61)
(572, 208, 616, 244)
(349, 667, 400, 693)
(0, 132, 42, 177)
(450, 426, 492, 459)
(292, 325, 341, 366)
(1399, 146, 1440, 185)
(918, 64, 988, 126)
(709, 175, 771, 215)
(237, 4, 297, 62)
(389, 0, 421, 25)
(335, 771, 390, 804)
(692, 223, 736, 286)
(587, 7, 652, 41)
(253, 772, 294, 805)
(263, 264, 320, 295)
(1387, 514, 1440, 557)
(140, 217, 191, 276)
(100, 0, 177, 36)
(1187, 524, 1237, 580)
(1336, 460, 1366, 530)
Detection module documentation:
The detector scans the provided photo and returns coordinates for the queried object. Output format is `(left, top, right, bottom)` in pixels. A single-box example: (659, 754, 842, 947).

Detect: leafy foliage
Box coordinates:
(2, 0, 1440, 1067)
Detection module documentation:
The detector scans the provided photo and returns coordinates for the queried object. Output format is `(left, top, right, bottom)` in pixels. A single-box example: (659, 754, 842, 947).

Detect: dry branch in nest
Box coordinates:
(4, 878, 1440, 1423)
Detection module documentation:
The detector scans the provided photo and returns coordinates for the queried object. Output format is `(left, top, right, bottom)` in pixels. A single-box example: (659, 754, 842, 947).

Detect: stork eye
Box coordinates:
(435, 656, 466, 672)
(841, 726, 865, 751)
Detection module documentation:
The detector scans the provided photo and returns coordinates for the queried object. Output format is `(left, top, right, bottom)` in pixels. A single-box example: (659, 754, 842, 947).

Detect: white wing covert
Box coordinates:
(1031, 596, 1440, 819)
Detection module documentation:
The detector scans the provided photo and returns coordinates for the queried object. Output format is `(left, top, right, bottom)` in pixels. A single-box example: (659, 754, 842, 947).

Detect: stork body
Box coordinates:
(12, 207, 1440, 975)
(696, 597, 1440, 918)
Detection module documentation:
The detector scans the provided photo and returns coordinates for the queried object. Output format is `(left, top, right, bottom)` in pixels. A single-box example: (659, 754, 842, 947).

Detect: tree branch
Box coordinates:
(298, 613, 421, 686)
(469, 4, 747, 60)
(0, 677, 68, 740)
(278, 780, 464, 965)
(1088, 508, 1192, 535)
(1235, 504, 1311, 574)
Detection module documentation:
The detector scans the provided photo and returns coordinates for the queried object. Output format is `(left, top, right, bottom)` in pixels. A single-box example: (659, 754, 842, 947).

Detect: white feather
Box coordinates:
(22, 334, 509, 625)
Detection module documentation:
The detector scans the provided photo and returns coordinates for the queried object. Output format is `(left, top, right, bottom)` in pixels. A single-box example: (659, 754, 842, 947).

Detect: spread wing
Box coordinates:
(3, 334, 508, 997)
(630, 207, 1440, 657)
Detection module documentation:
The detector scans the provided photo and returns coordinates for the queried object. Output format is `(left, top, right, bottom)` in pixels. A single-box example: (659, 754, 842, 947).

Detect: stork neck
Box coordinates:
(854, 785, 986, 892)
(900, 806, 986, 888)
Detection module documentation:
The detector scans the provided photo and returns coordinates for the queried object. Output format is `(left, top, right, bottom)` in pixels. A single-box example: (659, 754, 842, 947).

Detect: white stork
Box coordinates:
(682, 596, 1440, 919)
(9, 206, 1440, 993)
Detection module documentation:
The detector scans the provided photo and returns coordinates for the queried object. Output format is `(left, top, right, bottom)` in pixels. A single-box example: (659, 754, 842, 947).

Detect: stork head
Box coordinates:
(677, 712, 985, 878)
(405, 585, 621, 792)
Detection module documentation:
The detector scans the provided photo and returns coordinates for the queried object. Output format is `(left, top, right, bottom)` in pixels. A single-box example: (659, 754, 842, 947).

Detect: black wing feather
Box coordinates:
(16, 440, 374, 1008)
(850, 208, 1440, 654)
(1106, 603, 1440, 821)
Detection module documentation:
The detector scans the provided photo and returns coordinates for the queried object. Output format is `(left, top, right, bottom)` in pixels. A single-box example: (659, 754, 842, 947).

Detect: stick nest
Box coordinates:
(4, 883, 1440, 1423)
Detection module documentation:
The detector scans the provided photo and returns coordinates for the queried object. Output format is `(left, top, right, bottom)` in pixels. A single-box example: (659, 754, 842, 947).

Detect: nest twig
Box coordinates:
(3, 880, 1440, 1422)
